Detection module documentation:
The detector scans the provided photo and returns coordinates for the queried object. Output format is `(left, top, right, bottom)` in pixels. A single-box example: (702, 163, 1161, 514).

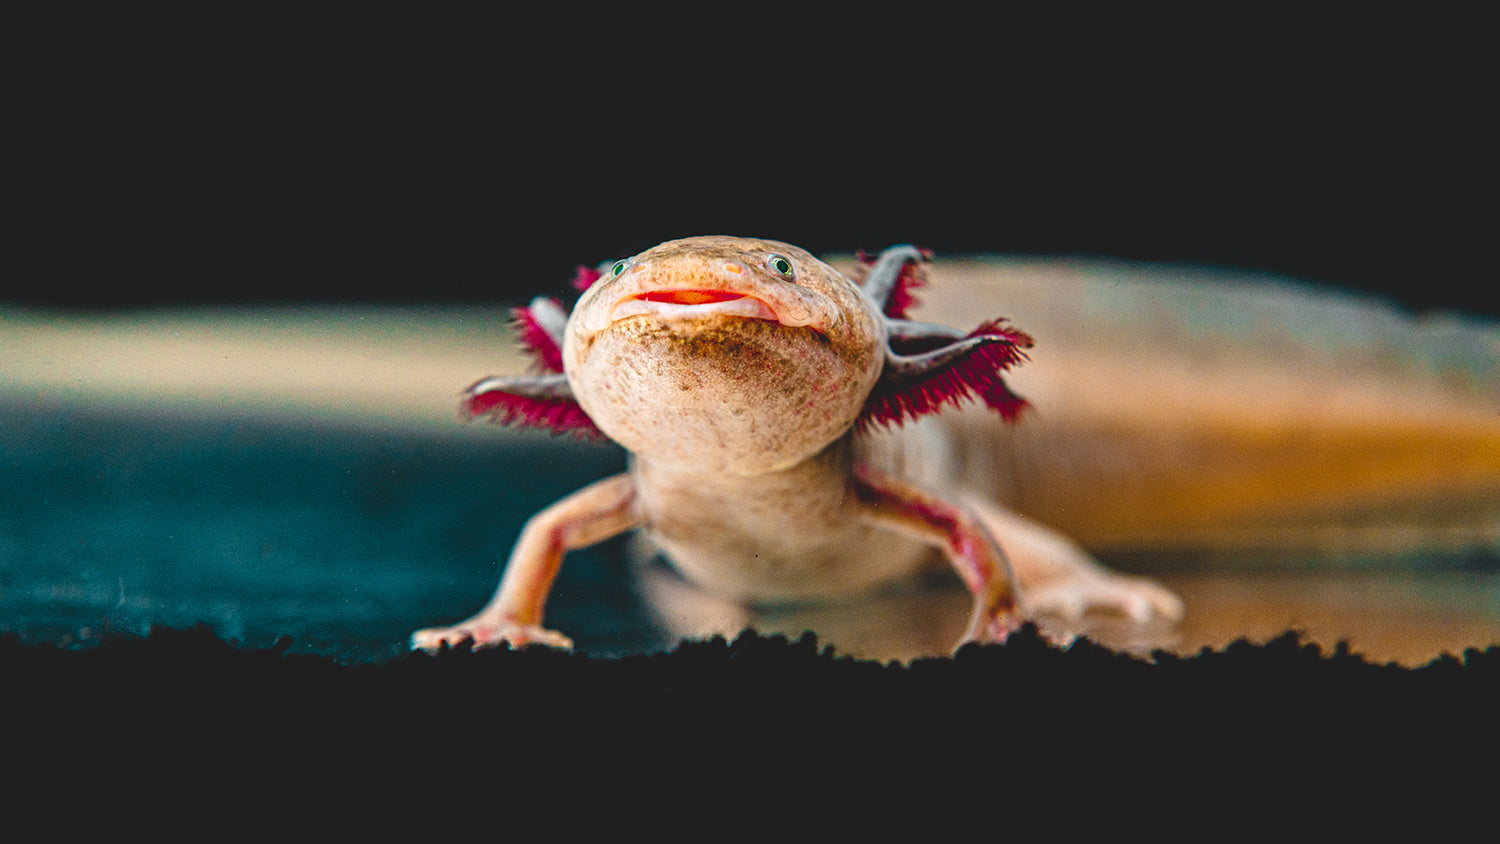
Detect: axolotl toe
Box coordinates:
(410, 236, 1182, 654)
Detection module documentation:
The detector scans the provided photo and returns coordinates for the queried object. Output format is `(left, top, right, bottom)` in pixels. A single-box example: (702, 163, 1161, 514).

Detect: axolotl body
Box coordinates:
(412, 236, 1182, 653)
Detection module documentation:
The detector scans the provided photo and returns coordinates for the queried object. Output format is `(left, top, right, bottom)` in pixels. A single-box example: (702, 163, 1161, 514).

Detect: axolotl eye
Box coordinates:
(767, 254, 795, 279)
(610, 260, 630, 277)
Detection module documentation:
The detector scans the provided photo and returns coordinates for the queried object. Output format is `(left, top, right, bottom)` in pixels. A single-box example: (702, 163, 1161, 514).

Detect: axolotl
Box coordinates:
(411, 236, 1182, 653)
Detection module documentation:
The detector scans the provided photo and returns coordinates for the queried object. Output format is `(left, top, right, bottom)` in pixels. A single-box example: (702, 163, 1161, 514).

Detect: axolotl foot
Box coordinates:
(962, 497, 1185, 625)
(410, 619, 574, 653)
(1024, 569, 1184, 625)
(959, 608, 1025, 649)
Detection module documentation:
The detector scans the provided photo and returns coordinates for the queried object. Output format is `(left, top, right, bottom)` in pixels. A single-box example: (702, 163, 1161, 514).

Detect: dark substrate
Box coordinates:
(6, 624, 1494, 767)
(4, 624, 1494, 838)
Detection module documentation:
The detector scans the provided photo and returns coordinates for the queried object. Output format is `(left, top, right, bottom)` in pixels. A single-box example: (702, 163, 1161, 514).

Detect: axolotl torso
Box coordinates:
(412, 236, 1181, 653)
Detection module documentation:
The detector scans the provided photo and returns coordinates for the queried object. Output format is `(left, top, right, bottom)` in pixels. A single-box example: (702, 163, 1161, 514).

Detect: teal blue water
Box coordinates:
(0, 402, 675, 662)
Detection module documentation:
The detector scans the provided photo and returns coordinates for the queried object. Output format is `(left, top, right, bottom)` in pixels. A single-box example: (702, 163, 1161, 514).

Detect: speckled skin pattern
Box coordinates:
(565, 237, 885, 475)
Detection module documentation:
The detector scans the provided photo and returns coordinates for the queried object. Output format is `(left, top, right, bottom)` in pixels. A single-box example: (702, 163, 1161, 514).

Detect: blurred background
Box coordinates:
(3, 8, 1495, 664)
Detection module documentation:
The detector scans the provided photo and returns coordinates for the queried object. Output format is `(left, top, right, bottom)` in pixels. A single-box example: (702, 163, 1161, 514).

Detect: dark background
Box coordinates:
(9, 9, 1494, 318)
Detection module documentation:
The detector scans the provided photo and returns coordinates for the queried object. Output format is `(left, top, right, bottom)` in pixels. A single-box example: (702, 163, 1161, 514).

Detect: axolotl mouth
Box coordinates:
(607, 289, 821, 331)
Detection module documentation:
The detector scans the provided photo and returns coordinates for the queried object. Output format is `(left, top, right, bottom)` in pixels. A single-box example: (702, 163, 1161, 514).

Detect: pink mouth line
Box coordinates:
(636, 289, 746, 305)
(610, 289, 788, 326)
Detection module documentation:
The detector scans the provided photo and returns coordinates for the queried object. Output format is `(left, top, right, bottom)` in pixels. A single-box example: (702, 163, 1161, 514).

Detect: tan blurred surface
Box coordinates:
(0, 303, 528, 432)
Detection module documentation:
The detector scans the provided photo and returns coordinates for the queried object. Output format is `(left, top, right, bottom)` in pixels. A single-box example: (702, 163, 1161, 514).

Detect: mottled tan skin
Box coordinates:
(411, 236, 1180, 653)
(567, 238, 882, 475)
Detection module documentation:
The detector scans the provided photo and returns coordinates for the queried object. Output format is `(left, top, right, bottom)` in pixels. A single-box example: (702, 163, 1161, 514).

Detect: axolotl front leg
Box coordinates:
(411, 474, 640, 652)
(853, 466, 1022, 645)
(412, 466, 1022, 652)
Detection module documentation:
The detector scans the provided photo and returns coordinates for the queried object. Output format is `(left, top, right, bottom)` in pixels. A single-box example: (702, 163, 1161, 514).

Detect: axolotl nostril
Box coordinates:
(411, 235, 1182, 653)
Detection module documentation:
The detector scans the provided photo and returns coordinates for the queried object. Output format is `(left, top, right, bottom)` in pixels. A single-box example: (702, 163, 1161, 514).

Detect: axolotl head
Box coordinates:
(563, 236, 886, 474)
(464, 236, 1032, 473)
